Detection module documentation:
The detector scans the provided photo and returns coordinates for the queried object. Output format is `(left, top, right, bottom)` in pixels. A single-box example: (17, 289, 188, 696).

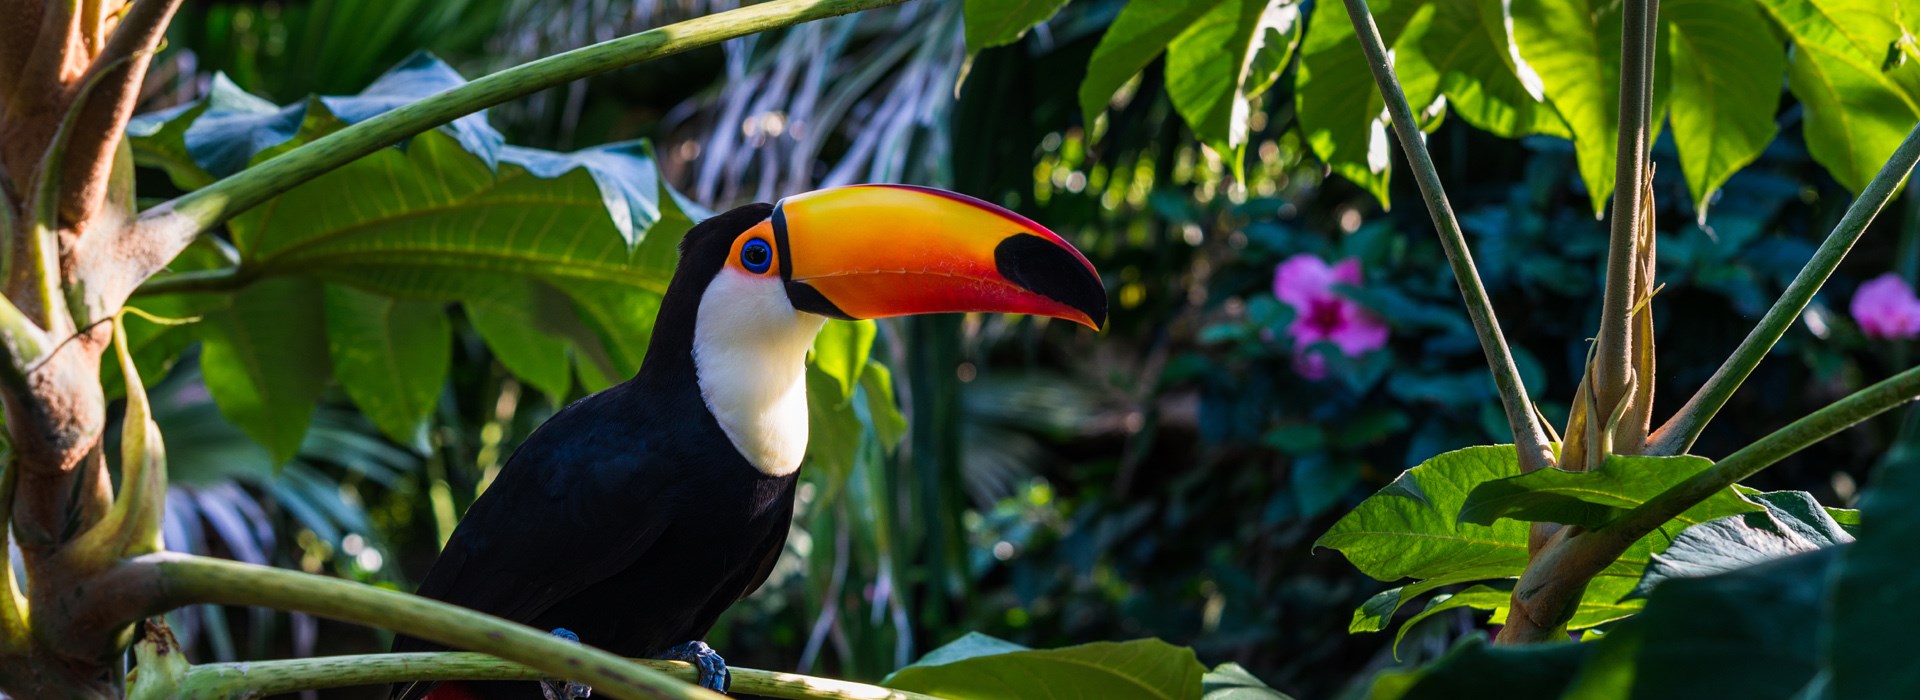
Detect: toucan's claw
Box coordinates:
(661, 640, 731, 693)
(541, 628, 593, 700)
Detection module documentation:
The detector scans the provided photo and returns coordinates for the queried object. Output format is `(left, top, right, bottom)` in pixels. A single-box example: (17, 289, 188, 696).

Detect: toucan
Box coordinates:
(390, 184, 1106, 699)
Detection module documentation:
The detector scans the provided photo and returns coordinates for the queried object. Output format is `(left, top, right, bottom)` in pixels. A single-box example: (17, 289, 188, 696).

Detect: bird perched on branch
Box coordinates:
(391, 185, 1106, 699)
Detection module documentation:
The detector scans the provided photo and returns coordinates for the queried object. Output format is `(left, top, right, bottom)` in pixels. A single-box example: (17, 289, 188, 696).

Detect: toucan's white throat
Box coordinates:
(692, 266, 828, 477)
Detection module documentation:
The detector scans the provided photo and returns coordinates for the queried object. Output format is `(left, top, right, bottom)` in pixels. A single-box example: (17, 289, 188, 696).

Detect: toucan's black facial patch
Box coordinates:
(994, 234, 1108, 328)
(785, 281, 855, 320)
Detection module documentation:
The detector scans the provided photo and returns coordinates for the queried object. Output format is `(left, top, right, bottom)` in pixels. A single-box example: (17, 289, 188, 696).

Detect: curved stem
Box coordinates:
(147, 553, 722, 700)
(168, 652, 940, 700)
(1649, 122, 1920, 455)
(125, 0, 906, 304)
(1340, 0, 1553, 473)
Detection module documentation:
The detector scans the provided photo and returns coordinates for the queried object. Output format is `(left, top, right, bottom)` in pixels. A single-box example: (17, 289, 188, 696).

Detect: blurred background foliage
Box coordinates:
(123, 0, 1920, 697)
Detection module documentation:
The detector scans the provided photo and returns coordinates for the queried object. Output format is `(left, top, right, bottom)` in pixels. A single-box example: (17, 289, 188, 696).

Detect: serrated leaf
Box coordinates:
(1168, 0, 1302, 183)
(1079, 0, 1222, 129)
(1665, 0, 1784, 217)
(198, 278, 332, 465)
(962, 0, 1069, 55)
(1295, 0, 1428, 207)
(1755, 0, 1920, 193)
(1458, 454, 1761, 530)
(324, 284, 449, 451)
(885, 633, 1207, 700)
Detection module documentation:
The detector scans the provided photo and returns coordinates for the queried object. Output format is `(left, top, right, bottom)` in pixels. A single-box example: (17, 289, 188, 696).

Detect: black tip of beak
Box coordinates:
(995, 234, 1109, 329)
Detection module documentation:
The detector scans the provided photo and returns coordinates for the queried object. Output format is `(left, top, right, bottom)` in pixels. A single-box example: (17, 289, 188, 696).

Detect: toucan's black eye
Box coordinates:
(740, 238, 773, 274)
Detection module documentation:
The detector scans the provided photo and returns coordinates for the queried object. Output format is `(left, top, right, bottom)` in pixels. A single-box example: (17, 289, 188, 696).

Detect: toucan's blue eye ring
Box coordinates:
(741, 238, 773, 274)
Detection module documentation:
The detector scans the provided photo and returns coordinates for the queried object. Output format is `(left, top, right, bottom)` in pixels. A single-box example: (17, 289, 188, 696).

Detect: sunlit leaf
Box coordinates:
(1079, 0, 1222, 129)
(962, 0, 1069, 55)
(1403, 0, 1568, 140)
(1317, 445, 1532, 583)
(1392, 584, 1510, 657)
(1664, 0, 1783, 217)
(1457, 454, 1761, 530)
(1295, 0, 1429, 207)
(1167, 0, 1302, 182)
(1754, 0, 1920, 193)
(812, 319, 878, 401)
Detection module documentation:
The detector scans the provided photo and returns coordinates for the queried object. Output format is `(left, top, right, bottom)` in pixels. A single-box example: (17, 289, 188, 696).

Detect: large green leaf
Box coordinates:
(1633, 489, 1852, 597)
(129, 55, 700, 400)
(1830, 429, 1920, 697)
(1166, 0, 1303, 182)
(195, 278, 332, 464)
(1295, 0, 1430, 207)
(324, 284, 450, 451)
(1628, 548, 1837, 699)
(1457, 454, 1761, 530)
(1664, 0, 1784, 218)
(811, 320, 877, 401)
(1755, 0, 1920, 193)
(962, 0, 1069, 55)
(1391, 584, 1511, 657)
(1403, 0, 1568, 140)
(1509, 0, 1663, 216)
(1318, 445, 1531, 583)
(884, 633, 1207, 700)
(1079, 0, 1222, 129)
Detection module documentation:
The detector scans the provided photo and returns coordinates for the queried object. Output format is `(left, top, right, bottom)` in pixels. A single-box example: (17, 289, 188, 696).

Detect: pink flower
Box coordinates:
(1273, 254, 1389, 379)
(1852, 273, 1920, 340)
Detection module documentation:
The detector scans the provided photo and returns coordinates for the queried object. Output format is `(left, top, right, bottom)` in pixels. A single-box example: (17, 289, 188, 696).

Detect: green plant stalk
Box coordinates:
(0, 460, 28, 652)
(1504, 364, 1920, 641)
(1649, 122, 1920, 455)
(1340, 0, 1553, 473)
(1593, 0, 1657, 451)
(131, 0, 907, 278)
(147, 553, 722, 700)
(163, 652, 942, 700)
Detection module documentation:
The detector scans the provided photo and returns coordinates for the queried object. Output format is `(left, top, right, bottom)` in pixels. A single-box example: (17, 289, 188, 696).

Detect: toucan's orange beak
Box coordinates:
(772, 184, 1106, 329)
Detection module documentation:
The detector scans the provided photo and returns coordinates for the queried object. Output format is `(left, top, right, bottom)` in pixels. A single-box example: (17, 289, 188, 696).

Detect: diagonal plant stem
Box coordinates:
(1649, 122, 1920, 455)
(122, 0, 905, 308)
(1502, 363, 1920, 642)
(154, 652, 940, 700)
(121, 553, 723, 700)
(1340, 0, 1553, 473)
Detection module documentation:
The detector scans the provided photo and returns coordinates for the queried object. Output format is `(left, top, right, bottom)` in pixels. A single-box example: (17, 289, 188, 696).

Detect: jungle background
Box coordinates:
(121, 0, 1915, 697)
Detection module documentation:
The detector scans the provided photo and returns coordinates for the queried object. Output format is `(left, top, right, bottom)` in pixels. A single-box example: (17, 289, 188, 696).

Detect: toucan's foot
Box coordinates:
(660, 640, 731, 693)
(541, 628, 592, 700)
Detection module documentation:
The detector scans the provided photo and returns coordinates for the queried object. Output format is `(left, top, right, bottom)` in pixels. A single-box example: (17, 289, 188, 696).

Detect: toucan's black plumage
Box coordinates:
(389, 185, 1105, 700)
(392, 204, 793, 700)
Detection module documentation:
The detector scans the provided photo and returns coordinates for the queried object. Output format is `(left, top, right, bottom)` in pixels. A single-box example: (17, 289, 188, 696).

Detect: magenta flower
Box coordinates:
(1273, 254, 1389, 379)
(1851, 273, 1920, 340)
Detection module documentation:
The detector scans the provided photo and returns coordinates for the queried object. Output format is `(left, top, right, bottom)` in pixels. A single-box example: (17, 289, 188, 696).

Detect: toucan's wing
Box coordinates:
(389, 388, 675, 699)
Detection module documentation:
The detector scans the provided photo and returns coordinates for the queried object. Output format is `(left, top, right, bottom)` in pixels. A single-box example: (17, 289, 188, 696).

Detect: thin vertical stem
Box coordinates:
(1595, 0, 1658, 443)
(1340, 0, 1553, 472)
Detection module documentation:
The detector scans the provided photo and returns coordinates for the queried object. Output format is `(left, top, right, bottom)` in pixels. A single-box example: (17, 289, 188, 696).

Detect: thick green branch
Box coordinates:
(121, 0, 905, 307)
(141, 553, 722, 700)
(162, 653, 941, 700)
(1594, 0, 1657, 443)
(1341, 0, 1553, 473)
(1503, 365, 1920, 641)
(1650, 122, 1920, 455)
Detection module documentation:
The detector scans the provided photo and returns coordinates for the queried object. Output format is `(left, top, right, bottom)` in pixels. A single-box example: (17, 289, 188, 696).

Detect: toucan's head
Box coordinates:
(659, 184, 1106, 477)
(691, 184, 1106, 329)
